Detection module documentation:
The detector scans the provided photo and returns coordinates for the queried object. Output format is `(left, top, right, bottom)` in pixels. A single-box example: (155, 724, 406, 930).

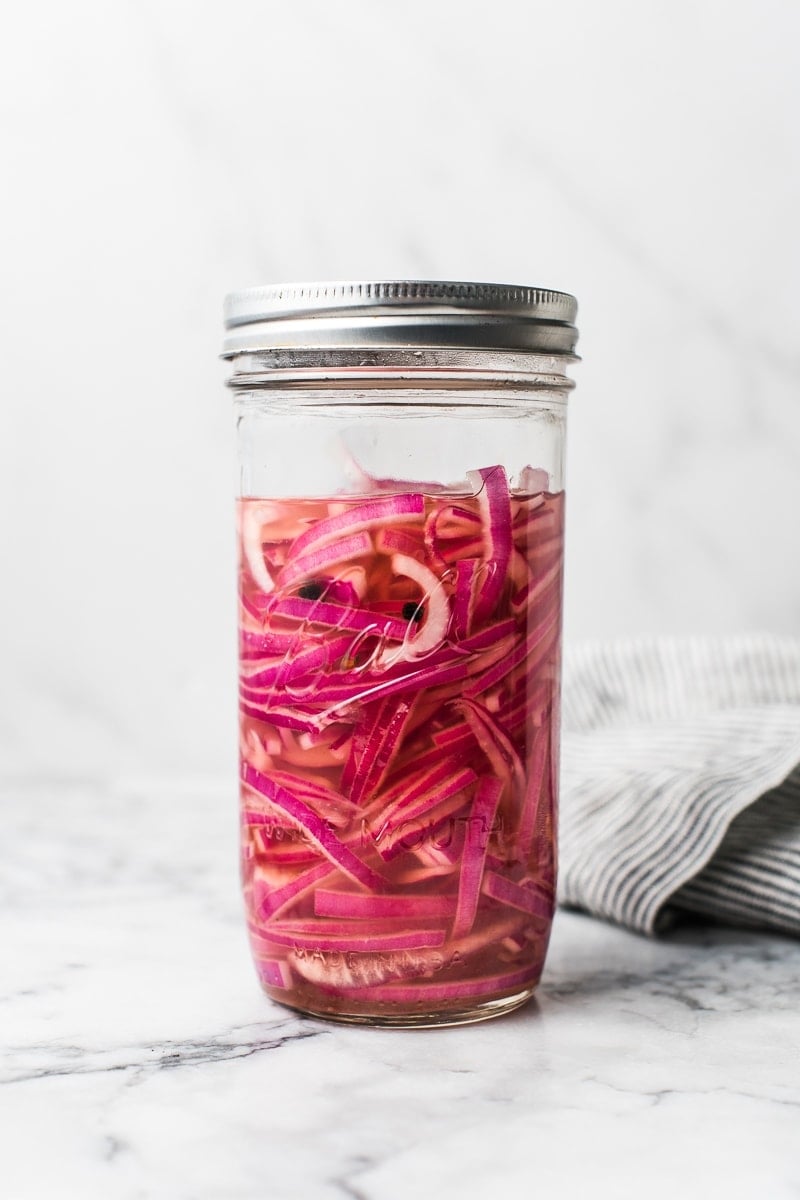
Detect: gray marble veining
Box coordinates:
(2, 4, 800, 1193)
(2, 782, 799, 1199)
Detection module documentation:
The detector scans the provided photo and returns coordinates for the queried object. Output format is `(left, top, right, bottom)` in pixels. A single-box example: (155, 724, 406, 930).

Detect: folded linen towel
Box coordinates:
(559, 636, 800, 936)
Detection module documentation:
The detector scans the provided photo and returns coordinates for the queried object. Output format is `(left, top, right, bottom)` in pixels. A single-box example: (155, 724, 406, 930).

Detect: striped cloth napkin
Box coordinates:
(559, 636, 800, 936)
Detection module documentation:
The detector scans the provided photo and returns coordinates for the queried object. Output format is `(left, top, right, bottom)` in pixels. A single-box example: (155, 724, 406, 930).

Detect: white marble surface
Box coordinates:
(3, 780, 799, 1200)
(3, 10, 799, 1184)
(1, 2, 800, 783)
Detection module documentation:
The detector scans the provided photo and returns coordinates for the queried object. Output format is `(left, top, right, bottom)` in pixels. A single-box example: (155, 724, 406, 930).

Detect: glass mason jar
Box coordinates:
(223, 281, 579, 1027)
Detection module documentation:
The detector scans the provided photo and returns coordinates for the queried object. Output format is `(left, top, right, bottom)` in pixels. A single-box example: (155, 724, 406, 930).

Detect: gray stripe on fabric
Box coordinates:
(559, 636, 800, 937)
(671, 777, 800, 935)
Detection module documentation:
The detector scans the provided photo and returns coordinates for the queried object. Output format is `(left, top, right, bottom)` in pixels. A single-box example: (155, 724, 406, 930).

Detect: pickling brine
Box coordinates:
(238, 464, 563, 1023)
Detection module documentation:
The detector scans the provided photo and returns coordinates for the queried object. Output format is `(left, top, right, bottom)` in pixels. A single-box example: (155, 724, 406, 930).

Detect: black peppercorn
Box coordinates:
(298, 581, 325, 601)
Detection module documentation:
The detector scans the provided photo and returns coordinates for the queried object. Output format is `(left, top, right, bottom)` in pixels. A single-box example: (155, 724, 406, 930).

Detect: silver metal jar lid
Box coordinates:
(222, 280, 578, 358)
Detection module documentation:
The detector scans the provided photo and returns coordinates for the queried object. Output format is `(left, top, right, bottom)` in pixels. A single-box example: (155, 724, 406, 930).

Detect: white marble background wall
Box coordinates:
(1, 0, 798, 783)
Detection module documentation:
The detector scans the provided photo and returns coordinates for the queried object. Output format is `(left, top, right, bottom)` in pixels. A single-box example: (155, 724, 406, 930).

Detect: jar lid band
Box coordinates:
(222, 280, 579, 358)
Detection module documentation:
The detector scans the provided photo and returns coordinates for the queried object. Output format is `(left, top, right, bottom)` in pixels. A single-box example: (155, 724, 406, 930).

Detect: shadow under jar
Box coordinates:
(223, 281, 580, 1027)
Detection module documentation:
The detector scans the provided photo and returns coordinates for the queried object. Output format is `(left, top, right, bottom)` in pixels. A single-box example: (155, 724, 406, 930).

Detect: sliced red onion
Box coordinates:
(263, 917, 439, 935)
(370, 764, 477, 861)
(402, 730, 475, 773)
(266, 596, 408, 641)
(240, 683, 322, 717)
(250, 834, 321, 867)
(239, 701, 322, 733)
(255, 958, 292, 989)
(458, 617, 517, 653)
(313, 631, 515, 716)
(455, 698, 526, 795)
(240, 591, 265, 623)
(451, 777, 503, 939)
(241, 763, 387, 892)
(241, 635, 353, 689)
(520, 611, 561, 685)
(379, 552, 451, 663)
(452, 558, 478, 639)
(499, 931, 529, 957)
(277, 531, 373, 591)
(512, 491, 546, 525)
(274, 727, 349, 769)
(429, 534, 485, 564)
(497, 684, 550, 735)
(424, 503, 482, 568)
(516, 502, 562, 542)
(515, 722, 550, 857)
(395, 860, 459, 883)
(252, 859, 335, 920)
(348, 697, 416, 807)
(246, 622, 515, 728)
(481, 870, 554, 920)
(464, 608, 559, 698)
(257, 926, 445, 953)
(251, 768, 358, 827)
(517, 466, 550, 493)
(410, 813, 467, 868)
(237, 472, 564, 1013)
(431, 720, 474, 749)
(321, 578, 360, 606)
(287, 494, 424, 560)
(240, 627, 300, 659)
(240, 502, 280, 595)
(376, 791, 473, 863)
(285, 618, 515, 708)
(340, 700, 384, 794)
(510, 555, 562, 616)
(509, 546, 533, 595)
(370, 755, 473, 816)
(241, 723, 281, 766)
(313, 890, 456, 920)
(374, 527, 427, 559)
(242, 807, 291, 828)
(468, 465, 513, 622)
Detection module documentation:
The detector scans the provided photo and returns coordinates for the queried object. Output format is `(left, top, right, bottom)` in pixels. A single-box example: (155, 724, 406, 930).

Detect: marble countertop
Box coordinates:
(3, 782, 799, 1200)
